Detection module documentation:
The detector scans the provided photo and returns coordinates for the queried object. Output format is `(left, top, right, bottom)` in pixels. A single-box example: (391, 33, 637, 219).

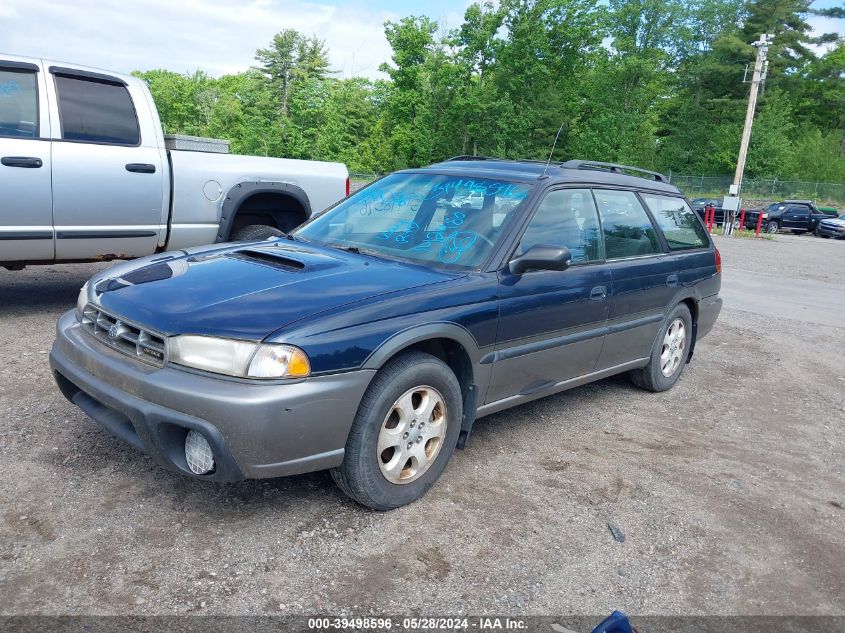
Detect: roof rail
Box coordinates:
(561, 160, 668, 183)
(443, 155, 496, 162)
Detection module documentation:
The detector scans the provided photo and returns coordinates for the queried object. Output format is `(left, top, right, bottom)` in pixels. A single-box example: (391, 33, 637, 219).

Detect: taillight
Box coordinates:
(714, 247, 722, 274)
(345, 177, 350, 197)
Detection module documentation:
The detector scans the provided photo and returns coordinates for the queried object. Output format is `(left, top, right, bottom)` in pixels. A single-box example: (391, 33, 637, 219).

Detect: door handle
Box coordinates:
(589, 286, 607, 301)
(125, 163, 156, 174)
(1, 156, 43, 168)
(666, 274, 679, 287)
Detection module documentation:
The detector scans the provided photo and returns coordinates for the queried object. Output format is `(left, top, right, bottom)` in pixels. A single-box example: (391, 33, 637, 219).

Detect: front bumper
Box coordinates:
(817, 224, 845, 238)
(50, 310, 375, 481)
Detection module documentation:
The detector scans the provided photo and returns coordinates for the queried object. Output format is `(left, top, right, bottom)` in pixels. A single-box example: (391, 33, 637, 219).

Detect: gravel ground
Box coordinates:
(0, 235, 843, 617)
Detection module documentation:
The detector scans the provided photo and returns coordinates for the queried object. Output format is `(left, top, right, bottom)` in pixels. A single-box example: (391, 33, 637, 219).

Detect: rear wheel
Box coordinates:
(331, 351, 462, 510)
(630, 303, 693, 392)
(230, 224, 284, 241)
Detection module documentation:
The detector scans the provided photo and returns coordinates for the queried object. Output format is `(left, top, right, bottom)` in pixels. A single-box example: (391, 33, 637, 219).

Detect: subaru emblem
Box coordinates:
(108, 324, 120, 338)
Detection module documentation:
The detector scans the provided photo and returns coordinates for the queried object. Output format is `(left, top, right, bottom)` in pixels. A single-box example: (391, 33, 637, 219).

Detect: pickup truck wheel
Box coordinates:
(630, 303, 692, 393)
(230, 224, 284, 241)
(331, 351, 462, 510)
(766, 220, 780, 234)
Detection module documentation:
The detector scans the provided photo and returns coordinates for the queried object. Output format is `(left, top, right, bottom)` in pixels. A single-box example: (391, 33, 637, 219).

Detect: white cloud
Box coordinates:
(0, 0, 400, 79)
(807, 14, 845, 54)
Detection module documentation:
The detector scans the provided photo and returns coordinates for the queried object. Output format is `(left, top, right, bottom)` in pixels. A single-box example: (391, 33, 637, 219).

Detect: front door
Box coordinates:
(487, 188, 611, 404)
(0, 60, 53, 262)
(47, 70, 164, 260)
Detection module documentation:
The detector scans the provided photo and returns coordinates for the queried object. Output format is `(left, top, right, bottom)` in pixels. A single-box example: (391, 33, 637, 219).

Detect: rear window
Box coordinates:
(0, 69, 38, 139)
(593, 189, 661, 259)
(54, 75, 139, 145)
(641, 194, 709, 250)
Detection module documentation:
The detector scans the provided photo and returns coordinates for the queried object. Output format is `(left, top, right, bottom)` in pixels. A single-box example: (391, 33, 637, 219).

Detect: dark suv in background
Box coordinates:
(744, 200, 832, 234)
(51, 157, 722, 509)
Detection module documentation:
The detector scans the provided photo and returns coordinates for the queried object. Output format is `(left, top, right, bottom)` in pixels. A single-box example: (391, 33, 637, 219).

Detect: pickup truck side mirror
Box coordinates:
(509, 245, 572, 275)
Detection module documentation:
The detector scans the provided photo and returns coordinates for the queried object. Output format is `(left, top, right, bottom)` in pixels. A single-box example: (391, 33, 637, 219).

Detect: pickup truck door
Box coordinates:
(47, 68, 164, 260)
(782, 206, 810, 231)
(0, 60, 54, 262)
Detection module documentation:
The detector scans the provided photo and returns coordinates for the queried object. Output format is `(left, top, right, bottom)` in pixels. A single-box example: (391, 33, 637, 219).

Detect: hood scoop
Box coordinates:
(228, 249, 306, 271)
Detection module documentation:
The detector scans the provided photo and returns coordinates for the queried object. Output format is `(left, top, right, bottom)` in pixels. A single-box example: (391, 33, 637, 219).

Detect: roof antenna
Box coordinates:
(540, 122, 565, 180)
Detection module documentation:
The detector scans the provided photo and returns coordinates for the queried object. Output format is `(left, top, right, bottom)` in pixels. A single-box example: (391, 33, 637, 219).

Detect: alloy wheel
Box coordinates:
(660, 318, 686, 377)
(376, 385, 447, 484)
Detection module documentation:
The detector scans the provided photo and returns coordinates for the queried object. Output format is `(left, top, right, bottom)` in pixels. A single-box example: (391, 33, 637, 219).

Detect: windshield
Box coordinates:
(294, 173, 533, 270)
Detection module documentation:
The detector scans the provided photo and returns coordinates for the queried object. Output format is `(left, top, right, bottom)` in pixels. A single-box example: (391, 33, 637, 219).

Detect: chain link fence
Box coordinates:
(669, 175, 845, 207)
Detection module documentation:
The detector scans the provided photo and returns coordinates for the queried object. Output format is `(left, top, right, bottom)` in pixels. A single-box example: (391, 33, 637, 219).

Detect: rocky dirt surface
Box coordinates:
(0, 235, 843, 616)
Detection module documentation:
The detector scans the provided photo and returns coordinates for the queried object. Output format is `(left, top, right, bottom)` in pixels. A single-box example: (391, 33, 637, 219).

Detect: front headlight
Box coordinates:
(762, 213, 769, 219)
(76, 281, 90, 317)
(167, 335, 310, 379)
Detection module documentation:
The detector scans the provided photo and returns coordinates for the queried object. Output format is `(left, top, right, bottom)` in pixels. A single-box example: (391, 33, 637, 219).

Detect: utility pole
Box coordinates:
(732, 33, 774, 197)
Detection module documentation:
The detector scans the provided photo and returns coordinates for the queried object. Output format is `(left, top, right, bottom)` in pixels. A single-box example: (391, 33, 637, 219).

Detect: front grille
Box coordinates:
(80, 305, 166, 366)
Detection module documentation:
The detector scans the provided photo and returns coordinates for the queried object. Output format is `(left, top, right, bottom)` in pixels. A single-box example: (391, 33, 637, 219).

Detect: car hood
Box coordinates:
(820, 216, 845, 226)
(91, 240, 454, 340)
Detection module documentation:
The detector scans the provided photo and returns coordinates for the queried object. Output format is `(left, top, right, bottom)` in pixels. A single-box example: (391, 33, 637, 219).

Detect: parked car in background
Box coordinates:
(51, 157, 721, 510)
(743, 200, 830, 234)
(691, 197, 727, 225)
(0, 54, 348, 270)
(815, 214, 845, 239)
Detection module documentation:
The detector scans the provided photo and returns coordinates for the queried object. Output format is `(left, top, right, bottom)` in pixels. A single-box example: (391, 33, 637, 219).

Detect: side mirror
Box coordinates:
(509, 245, 572, 275)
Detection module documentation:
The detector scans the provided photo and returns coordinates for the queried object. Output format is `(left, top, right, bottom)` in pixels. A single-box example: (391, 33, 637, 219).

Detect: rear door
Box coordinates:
(47, 68, 164, 259)
(0, 59, 54, 261)
(593, 189, 677, 370)
(487, 188, 611, 403)
(781, 205, 810, 231)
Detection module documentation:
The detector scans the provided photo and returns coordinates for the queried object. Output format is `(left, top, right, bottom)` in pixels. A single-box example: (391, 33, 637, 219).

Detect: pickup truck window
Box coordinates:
(641, 193, 709, 250)
(54, 75, 140, 145)
(0, 69, 38, 139)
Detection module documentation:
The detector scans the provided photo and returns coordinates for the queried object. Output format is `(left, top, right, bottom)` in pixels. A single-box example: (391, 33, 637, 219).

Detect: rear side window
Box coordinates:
(593, 190, 660, 259)
(0, 69, 38, 139)
(518, 188, 603, 262)
(54, 75, 139, 145)
(641, 194, 709, 250)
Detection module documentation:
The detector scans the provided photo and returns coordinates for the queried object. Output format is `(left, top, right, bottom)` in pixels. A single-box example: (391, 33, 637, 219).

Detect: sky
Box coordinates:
(0, 0, 843, 80)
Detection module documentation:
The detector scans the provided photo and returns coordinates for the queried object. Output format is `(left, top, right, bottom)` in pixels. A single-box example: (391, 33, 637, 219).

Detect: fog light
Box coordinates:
(185, 430, 215, 475)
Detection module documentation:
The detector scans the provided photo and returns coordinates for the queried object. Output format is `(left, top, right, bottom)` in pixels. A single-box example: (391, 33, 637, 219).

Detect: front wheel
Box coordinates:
(331, 351, 463, 510)
(630, 303, 693, 392)
(766, 220, 780, 234)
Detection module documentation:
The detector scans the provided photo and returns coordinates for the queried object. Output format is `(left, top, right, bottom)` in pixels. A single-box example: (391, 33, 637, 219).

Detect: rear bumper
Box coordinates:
(697, 294, 722, 340)
(50, 310, 374, 481)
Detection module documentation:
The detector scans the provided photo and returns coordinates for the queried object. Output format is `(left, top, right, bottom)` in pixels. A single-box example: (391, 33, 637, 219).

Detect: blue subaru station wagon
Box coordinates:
(50, 158, 722, 509)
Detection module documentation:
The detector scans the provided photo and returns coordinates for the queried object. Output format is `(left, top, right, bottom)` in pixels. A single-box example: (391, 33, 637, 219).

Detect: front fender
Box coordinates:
(362, 321, 485, 370)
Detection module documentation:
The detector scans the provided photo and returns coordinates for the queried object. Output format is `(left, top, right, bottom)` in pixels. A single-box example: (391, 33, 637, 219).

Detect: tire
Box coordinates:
(766, 220, 780, 234)
(331, 351, 463, 510)
(230, 224, 284, 241)
(630, 303, 693, 393)
(816, 228, 829, 239)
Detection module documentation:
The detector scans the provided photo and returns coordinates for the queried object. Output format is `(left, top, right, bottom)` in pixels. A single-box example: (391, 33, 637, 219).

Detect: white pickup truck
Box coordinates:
(0, 54, 349, 270)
